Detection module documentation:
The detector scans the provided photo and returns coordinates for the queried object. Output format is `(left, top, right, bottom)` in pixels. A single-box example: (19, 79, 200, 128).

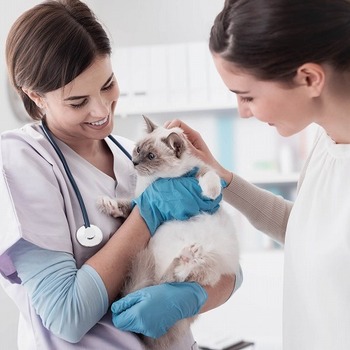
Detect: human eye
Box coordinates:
(240, 96, 254, 103)
(102, 81, 115, 92)
(70, 99, 88, 109)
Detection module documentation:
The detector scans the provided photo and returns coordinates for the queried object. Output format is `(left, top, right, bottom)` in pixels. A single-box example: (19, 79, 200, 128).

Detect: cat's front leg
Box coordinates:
(97, 196, 132, 218)
(197, 169, 222, 200)
(158, 258, 183, 284)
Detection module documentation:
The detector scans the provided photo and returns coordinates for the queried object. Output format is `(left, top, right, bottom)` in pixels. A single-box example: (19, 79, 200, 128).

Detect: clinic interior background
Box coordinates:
(1, 1, 317, 349)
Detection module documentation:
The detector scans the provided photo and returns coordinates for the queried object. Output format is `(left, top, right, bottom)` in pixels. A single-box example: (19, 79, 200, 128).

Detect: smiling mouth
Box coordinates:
(87, 116, 109, 126)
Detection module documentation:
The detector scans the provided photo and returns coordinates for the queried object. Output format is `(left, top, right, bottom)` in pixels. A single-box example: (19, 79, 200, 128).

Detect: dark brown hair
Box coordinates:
(209, 0, 350, 82)
(6, 0, 111, 120)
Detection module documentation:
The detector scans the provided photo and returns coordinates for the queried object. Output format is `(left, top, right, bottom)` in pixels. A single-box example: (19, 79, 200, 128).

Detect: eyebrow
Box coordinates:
(64, 73, 114, 101)
(230, 89, 250, 94)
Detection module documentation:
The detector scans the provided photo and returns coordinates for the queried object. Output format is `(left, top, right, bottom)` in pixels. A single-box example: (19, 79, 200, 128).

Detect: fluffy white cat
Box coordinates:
(98, 116, 239, 350)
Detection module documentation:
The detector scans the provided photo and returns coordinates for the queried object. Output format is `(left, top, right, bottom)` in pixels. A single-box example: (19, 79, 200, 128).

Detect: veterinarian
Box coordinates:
(167, 0, 350, 349)
(0, 1, 242, 349)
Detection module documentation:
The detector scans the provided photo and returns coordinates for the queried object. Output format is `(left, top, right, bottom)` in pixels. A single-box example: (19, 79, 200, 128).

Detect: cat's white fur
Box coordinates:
(98, 116, 239, 350)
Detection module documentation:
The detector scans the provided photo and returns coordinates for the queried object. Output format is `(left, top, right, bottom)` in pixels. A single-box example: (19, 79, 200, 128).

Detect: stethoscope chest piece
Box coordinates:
(40, 121, 131, 248)
(77, 225, 103, 247)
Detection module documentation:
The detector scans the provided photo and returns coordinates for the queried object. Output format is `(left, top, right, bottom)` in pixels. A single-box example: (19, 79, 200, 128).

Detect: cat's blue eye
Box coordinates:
(136, 147, 140, 153)
(147, 153, 155, 160)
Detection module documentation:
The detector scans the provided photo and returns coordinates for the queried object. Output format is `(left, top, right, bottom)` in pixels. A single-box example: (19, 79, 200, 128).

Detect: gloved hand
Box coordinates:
(111, 282, 208, 338)
(132, 168, 225, 235)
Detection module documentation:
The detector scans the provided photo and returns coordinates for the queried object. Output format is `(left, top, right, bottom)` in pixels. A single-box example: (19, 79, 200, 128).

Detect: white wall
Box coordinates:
(0, 1, 37, 133)
(92, 0, 224, 47)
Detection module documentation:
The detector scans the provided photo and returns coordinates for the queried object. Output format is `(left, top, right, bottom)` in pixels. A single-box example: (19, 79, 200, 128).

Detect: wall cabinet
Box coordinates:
(113, 42, 234, 116)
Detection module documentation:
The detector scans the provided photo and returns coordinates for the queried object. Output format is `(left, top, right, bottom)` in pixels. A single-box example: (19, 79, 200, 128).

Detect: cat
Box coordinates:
(98, 115, 239, 350)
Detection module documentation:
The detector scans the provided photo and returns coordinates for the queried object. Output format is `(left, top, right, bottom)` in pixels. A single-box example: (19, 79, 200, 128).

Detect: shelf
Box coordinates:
(248, 173, 299, 185)
(115, 102, 236, 118)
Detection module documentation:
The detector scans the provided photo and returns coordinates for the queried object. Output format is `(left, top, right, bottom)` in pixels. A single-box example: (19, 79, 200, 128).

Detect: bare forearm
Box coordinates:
(86, 207, 150, 303)
(211, 162, 233, 185)
(200, 274, 235, 313)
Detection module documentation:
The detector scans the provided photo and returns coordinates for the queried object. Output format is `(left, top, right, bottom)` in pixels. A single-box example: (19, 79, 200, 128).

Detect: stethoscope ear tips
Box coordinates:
(76, 225, 103, 247)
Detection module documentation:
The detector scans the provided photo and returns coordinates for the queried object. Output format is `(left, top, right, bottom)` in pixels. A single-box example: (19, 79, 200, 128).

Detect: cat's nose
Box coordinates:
(132, 161, 139, 167)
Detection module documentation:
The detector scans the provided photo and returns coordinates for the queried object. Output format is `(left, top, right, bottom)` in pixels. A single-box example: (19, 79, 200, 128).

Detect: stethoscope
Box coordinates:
(40, 121, 132, 247)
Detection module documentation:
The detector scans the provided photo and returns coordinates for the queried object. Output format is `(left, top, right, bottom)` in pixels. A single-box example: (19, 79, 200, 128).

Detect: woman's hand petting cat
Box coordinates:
(164, 119, 233, 184)
(132, 168, 223, 235)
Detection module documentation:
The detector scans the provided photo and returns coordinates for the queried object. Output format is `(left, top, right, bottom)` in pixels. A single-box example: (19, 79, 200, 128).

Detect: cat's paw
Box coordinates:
(174, 243, 221, 286)
(198, 171, 221, 199)
(97, 196, 132, 218)
(174, 244, 204, 281)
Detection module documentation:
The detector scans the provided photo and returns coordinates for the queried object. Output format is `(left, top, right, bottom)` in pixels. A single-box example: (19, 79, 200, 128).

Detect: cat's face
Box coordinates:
(132, 116, 187, 177)
(132, 132, 186, 177)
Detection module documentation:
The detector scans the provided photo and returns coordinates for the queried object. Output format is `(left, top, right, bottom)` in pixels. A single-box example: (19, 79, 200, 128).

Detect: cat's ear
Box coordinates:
(143, 115, 157, 133)
(164, 132, 185, 158)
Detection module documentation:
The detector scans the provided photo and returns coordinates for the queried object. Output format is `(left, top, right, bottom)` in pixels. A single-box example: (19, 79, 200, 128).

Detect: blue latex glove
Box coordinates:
(132, 168, 224, 235)
(111, 282, 208, 338)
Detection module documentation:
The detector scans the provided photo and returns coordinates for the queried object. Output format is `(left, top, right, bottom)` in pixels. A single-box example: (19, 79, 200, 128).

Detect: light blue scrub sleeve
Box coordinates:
(233, 264, 243, 294)
(7, 239, 109, 343)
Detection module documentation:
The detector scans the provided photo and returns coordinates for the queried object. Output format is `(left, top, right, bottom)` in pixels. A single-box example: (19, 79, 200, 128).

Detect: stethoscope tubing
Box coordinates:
(107, 135, 132, 161)
(40, 122, 92, 228)
(40, 122, 132, 229)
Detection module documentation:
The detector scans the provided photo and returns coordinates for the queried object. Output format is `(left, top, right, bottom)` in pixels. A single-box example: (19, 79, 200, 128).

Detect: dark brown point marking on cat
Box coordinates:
(142, 114, 157, 133)
(162, 132, 185, 158)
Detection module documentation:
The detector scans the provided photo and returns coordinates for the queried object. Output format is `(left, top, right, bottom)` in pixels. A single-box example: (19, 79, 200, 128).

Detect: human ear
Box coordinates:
(294, 63, 325, 97)
(21, 88, 45, 109)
